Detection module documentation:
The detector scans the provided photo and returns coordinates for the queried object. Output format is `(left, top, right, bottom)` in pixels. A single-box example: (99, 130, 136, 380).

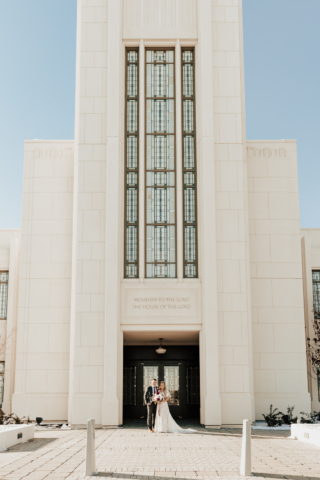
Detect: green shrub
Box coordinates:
(281, 406, 297, 425)
(262, 405, 283, 427)
(300, 411, 320, 423)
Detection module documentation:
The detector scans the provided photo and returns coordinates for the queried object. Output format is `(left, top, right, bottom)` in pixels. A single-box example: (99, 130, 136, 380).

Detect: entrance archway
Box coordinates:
(123, 337, 200, 421)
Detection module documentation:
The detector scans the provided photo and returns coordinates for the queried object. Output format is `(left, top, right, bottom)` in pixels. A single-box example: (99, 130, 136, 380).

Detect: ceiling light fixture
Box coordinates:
(156, 338, 166, 354)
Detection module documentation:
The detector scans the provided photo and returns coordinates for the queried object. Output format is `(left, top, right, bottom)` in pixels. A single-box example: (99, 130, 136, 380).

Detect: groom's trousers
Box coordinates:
(147, 402, 157, 430)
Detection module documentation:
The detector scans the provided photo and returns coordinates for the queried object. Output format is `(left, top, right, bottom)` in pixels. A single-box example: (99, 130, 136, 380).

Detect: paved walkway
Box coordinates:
(0, 424, 319, 480)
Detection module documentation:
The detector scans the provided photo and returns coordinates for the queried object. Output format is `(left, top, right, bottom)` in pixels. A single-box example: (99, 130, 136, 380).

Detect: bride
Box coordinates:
(154, 381, 196, 434)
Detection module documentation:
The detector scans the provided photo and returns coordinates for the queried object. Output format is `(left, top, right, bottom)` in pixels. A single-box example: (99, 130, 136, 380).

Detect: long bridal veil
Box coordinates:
(154, 391, 197, 434)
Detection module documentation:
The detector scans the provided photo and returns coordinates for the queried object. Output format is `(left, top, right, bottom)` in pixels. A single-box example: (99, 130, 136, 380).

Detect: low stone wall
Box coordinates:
(0, 424, 34, 451)
(291, 424, 320, 447)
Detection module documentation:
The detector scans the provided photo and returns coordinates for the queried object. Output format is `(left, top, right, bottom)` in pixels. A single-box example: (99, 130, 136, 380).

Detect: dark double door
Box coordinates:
(123, 346, 200, 419)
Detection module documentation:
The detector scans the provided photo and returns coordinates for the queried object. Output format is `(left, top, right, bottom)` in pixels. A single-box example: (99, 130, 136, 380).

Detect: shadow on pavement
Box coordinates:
(94, 474, 320, 480)
(95, 474, 217, 480)
(122, 419, 291, 439)
(252, 474, 320, 480)
(4, 437, 57, 452)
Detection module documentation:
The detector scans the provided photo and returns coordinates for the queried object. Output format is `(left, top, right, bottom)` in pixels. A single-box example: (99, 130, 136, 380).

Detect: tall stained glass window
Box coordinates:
(0, 272, 8, 319)
(125, 50, 139, 278)
(146, 50, 176, 278)
(182, 50, 197, 278)
(313, 271, 320, 319)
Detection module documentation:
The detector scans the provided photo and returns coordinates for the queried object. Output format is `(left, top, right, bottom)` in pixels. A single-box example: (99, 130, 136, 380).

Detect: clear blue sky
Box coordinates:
(0, 0, 319, 228)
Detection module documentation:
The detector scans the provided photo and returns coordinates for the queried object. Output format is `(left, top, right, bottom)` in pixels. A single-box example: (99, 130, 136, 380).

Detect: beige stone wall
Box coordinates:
(301, 228, 320, 411)
(12, 141, 74, 420)
(123, 0, 197, 39)
(248, 140, 310, 418)
(0, 230, 21, 272)
(212, 0, 255, 424)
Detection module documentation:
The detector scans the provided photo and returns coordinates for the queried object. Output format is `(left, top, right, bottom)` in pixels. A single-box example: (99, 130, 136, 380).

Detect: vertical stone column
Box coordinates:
(212, 0, 254, 423)
(238, 0, 255, 423)
(301, 235, 313, 398)
(102, 0, 123, 427)
(68, 0, 82, 428)
(2, 237, 20, 413)
(69, 0, 108, 426)
(197, 0, 221, 426)
(175, 40, 183, 281)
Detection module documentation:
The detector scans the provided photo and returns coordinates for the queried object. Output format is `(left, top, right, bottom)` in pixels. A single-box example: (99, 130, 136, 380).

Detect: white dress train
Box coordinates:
(154, 392, 196, 434)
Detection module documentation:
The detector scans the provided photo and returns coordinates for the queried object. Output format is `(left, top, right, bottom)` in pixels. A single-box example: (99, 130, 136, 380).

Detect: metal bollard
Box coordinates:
(240, 419, 251, 476)
(85, 419, 97, 476)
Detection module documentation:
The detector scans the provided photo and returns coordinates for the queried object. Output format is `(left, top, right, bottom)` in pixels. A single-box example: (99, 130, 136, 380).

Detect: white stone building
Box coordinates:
(0, 0, 318, 427)
(301, 229, 320, 412)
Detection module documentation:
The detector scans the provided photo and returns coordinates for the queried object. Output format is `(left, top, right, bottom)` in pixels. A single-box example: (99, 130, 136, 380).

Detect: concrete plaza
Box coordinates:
(0, 424, 319, 480)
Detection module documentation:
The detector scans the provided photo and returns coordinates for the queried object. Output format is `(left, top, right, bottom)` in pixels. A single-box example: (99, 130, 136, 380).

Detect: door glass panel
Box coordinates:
(143, 366, 159, 405)
(186, 366, 200, 405)
(164, 366, 179, 406)
(123, 366, 136, 406)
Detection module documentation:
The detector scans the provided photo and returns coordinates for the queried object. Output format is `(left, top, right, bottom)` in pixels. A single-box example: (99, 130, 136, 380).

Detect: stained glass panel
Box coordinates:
(126, 264, 138, 278)
(182, 64, 194, 97)
(146, 135, 175, 170)
(146, 100, 175, 134)
(184, 226, 196, 263)
(0, 273, 8, 319)
(182, 50, 193, 62)
(146, 50, 176, 278)
(127, 101, 138, 133)
(146, 50, 174, 63)
(125, 50, 139, 278)
(182, 100, 194, 133)
(146, 64, 174, 98)
(127, 63, 138, 97)
(183, 136, 195, 170)
(127, 136, 138, 169)
(146, 172, 175, 187)
(182, 50, 197, 278)
(312, 271, 320, 319)
(146, 226, 176, 264)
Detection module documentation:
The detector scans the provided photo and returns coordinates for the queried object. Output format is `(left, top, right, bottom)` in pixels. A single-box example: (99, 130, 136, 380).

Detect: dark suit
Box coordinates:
(145, 386, 158, 430)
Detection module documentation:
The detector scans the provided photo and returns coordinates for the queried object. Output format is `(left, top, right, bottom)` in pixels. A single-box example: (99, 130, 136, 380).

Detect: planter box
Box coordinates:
(0, 424, 35, 451)
(291, 424, 320, 447)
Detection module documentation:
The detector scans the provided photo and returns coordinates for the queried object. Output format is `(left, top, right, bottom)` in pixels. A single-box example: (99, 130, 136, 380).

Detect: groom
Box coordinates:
(145, 378, 158, 432)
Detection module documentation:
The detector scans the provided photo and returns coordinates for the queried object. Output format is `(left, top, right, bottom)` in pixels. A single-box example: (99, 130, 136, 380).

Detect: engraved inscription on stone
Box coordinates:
(125, 289, 197, 317)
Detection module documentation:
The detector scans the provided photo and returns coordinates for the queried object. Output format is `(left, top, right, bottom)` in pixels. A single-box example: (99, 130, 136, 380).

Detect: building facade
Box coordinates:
(301, 229, 320, 411)
(0, 0, 316, 427)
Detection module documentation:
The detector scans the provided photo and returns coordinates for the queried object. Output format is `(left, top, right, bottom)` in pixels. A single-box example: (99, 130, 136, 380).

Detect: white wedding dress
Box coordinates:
(154, 391, 196, 434)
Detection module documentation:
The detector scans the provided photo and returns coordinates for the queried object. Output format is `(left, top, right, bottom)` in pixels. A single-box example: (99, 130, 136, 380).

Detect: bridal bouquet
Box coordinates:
(153, 392, 164, 416)
(153, 392, 163, 403)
